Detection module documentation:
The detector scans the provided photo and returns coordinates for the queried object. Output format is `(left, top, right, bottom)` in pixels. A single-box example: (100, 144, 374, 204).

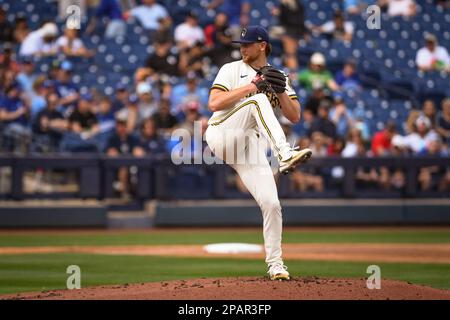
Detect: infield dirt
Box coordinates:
(2, 277, 450, 300)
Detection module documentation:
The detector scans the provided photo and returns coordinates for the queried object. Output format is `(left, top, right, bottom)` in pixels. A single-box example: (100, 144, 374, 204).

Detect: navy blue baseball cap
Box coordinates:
(232, 26, 269, 44)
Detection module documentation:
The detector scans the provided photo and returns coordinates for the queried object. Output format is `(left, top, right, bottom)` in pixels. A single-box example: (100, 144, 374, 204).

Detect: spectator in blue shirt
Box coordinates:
(54, 60, 79, 115)
(112, 83, 130, 112)
(96, 96, 116, 134)
(171, 72, 209, 116)
(29, 76, 49, 120)
(16, 56, 37, 99)
(335, 59, 362, 92)
(0, 82, 31, 152)
(86, 0, 126, 39)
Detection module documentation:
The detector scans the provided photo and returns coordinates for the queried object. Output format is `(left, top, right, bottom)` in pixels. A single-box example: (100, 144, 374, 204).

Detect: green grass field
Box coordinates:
(0, 228, 449, 295)
(1, 229, 450, 246)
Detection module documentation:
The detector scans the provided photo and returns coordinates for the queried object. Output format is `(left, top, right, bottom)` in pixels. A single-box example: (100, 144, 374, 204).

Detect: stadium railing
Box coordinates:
(0, 154, 448, 201)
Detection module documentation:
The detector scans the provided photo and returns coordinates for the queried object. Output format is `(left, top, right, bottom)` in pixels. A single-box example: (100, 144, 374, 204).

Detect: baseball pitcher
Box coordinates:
(205, 26, 312, 280)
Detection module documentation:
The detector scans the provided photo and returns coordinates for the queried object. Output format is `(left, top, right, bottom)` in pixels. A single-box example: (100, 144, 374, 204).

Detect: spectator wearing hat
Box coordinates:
(54, 60, 79, 112)
(313, 10, 354, 42)
(171, 71, 209, 115)
(175, 11, 205, 50)
(308, 100, 337, 142)
(86, 0, 127, 39)
(61, 94, 100, 152)
(298, 53, 339, 92)
(334, 59, 362, 92)
(19, 22, 59, 57)
(329, 92, 354, 138)
(436, 98, 450, 145)
(415, 33, 450, 72)
(32, 92, 68, 152)
(127, 0, 171, 33)
(136, 82, 158, 124)
(0, 82, 31, 152)
(56, 27, 95, 58)
(105, 113, 145, 199)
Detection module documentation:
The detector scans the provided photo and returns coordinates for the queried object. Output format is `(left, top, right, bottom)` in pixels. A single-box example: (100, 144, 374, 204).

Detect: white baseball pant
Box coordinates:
(205, 93, 291, 266)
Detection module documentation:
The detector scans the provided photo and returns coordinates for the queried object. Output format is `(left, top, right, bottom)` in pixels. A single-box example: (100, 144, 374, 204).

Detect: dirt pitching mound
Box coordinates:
(3, 277, 450, 300)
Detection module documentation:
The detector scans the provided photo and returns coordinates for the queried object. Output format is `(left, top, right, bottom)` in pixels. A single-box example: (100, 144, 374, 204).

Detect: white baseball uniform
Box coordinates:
(205, 60, 299, 267)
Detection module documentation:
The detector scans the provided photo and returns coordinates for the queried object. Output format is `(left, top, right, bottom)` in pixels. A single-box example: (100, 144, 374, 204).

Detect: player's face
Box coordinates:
(240, 42, 264, 63)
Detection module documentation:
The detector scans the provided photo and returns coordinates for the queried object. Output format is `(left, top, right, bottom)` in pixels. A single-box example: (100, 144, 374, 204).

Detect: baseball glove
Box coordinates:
(258, 66, 287, 94)
(251, 73, 273, 93)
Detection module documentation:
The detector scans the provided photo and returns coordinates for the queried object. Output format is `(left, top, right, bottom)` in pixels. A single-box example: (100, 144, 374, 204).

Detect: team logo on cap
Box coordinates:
(241, 28, 247, 37)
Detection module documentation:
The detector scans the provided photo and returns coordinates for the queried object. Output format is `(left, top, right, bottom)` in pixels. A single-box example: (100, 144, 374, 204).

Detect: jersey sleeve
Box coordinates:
(210, 63, 233, 92)
(285, 75, 298, 101)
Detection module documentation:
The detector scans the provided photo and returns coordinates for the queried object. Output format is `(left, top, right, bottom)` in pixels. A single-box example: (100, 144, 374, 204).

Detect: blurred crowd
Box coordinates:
(1, 0, 449, 196)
